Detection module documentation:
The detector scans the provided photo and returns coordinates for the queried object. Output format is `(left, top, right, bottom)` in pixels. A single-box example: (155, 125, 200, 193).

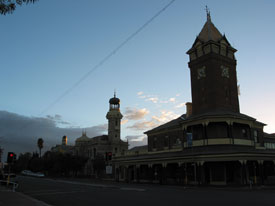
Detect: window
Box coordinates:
(164, 136, 169, 148)
(254, 130, 259, 143)
(242, 129, 248, 138)
(153, 137, 157, 149)
(175, 138, 181, 145)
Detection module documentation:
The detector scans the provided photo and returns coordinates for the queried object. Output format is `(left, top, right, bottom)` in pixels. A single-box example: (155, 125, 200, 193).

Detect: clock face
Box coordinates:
(197, 66, 206, 79)
(221, 65, 229, 78)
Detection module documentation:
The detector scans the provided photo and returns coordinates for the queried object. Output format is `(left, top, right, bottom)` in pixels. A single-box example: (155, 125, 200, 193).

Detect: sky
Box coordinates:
(0, 0, 275, 159)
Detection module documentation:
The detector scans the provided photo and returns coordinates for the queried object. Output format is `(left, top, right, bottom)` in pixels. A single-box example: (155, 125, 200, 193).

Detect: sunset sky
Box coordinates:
(0, 0, 275, 156)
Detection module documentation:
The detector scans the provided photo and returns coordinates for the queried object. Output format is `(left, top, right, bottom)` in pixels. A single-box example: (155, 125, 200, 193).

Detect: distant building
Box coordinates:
(51, 135, 74, 154)
(113, 11, 275, 186)
(74, 93, 128, 175)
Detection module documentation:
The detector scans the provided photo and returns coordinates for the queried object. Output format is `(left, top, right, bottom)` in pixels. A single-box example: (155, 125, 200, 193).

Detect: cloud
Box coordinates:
(125, 135, 144, 142)
(175, 103, 186, 108)
(124, 107, 149, 120)
(127, 120, 157, 131)
(88, 124, 108, 133)
(169, 97, 176, 102)
(0, 110, 107, 159)
(125, 135, 147, 148)
(152, 110, 179, 123)
(137, 91, 146, 99)
(137, 91, 143, 96)
(146, 97, 158, 103)
(121, 119, 129, 125)
(46, 114, 70, 125)
(126, 110, 180, 132)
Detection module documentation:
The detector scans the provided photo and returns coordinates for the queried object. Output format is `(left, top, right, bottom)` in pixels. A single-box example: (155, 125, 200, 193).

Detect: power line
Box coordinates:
(39, 0, 176, 116)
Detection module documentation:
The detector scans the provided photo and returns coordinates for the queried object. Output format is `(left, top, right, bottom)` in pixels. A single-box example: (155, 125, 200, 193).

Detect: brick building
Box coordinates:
(113, 12, 275, 186)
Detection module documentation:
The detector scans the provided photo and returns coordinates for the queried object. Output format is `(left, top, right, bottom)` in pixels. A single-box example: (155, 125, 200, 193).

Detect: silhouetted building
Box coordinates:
(113, 11, 275, 186)
(74, 93, 128, 175)
(51, 136, 74, 154)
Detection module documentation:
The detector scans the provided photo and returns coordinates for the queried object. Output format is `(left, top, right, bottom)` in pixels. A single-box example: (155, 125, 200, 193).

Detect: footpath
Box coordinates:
(0, 185, 51, 206)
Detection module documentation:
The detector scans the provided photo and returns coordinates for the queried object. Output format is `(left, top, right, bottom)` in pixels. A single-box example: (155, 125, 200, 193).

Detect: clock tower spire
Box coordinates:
(186, 12, 239, 115)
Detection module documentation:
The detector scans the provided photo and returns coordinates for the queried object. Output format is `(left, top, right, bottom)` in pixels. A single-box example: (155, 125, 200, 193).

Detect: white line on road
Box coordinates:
(31, 190, 85, 196)
(24, 189, 64, 194)
(120, 187, 146, 192)
(19, 176, 147, 192)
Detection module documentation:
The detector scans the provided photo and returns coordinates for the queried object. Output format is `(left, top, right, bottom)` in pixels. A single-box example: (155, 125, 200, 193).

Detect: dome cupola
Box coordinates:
(109, 92, 120, 110)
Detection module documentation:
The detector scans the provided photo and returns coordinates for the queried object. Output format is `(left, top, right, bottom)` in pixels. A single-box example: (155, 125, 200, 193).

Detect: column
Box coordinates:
(193, 162, 197, 185)
(203, 122, 209, 145)
(227, 121, 234, 144)
(136, 165, 140, 183)
(224, 163, 227, 185)
(184, 162, 188, 185)
(198, 161, 205, 185)
(258, 160, 264, 185)
(161, 163, 167, 185)
(125, 166, 129, 183)
(148, 164, 153, 183)
(243, 161, 247, 185)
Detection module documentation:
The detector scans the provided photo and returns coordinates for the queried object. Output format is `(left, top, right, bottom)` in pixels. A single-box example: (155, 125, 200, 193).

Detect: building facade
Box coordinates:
(74, 93, 128, 175)
(113, 12, 275, 186)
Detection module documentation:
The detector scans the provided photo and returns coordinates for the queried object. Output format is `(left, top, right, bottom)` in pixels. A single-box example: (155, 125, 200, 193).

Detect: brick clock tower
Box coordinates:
(187, 10, 239, 115)
(106, 92, 123, 142)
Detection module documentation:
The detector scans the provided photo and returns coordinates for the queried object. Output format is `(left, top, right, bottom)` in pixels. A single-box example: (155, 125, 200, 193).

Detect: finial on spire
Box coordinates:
(114, 89, 116, 98)
(205, 5, 211, 22)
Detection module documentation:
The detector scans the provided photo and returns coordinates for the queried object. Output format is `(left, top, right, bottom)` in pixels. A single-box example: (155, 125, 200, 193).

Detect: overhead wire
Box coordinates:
(39, 0, 176, 116)
(1, 0, 177, 150)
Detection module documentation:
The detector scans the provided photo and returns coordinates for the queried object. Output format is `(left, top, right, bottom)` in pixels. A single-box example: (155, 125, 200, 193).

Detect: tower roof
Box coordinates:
(197, 18, 223, 43)
(109, 92, 120, 104)
(187, 8, 236, 54)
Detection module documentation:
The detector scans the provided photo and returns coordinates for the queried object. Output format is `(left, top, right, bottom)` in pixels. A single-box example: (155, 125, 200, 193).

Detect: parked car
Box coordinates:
(21, 170, 45, 178)
(21, 170, 32, 175)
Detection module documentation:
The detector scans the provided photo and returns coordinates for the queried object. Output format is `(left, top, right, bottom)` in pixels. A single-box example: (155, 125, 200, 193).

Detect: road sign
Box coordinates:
(106, 165, 112, 174)
(187, 133, 193, 147)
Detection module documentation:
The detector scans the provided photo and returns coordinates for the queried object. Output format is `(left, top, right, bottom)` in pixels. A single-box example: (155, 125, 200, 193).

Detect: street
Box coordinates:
(12, 176, 275, 206)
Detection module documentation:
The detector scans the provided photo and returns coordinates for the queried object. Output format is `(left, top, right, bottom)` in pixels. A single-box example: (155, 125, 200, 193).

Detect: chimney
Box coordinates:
(186, 102, 192, 118)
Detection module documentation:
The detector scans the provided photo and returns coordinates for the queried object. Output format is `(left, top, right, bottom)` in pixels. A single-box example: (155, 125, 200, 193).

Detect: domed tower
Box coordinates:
(106, 92, 123, 142)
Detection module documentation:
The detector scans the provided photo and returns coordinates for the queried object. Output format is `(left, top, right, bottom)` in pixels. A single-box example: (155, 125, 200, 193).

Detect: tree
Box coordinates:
(13, 152, 32, 172)
(92, 154, 105, 178)
(0, 0, 38, 15)
(37, 138, 44, 158)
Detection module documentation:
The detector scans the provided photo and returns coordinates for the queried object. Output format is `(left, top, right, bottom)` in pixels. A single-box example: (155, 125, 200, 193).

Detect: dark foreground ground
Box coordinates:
(2, 176, 275, 206)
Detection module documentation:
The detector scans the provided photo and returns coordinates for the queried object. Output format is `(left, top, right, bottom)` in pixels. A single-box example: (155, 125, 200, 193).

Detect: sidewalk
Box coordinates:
(50, 176, 275, 191)
(0, 186, 51, 206)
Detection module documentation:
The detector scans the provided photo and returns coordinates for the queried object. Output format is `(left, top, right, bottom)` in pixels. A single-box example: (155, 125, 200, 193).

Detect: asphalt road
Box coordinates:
(14, 176, 275, 206)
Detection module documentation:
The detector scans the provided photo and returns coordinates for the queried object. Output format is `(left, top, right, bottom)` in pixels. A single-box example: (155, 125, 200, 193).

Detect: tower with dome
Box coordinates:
(73, 92, 128, 176)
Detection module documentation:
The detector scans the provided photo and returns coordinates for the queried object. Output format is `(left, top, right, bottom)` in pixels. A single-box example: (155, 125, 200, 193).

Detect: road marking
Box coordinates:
(25, 189, 64, 194)
(19, 176, 147, 192)
(55, 180, 109, 188)
(120, 187, 146, 192)
(55, 180, 146, 191)
(31, 190, 85, 196)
